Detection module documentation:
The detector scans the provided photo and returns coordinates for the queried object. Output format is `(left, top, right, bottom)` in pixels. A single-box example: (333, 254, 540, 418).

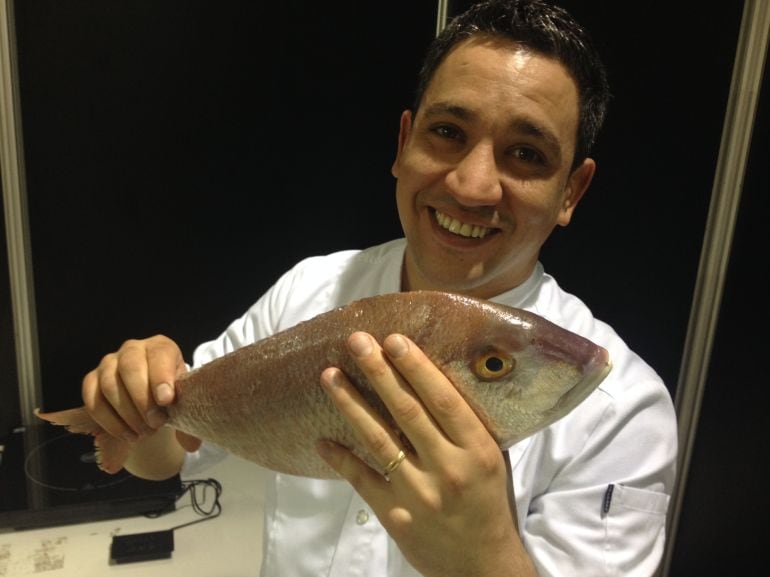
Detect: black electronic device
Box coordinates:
(0, 424, 183, 531)
(110, 529, 175, 564)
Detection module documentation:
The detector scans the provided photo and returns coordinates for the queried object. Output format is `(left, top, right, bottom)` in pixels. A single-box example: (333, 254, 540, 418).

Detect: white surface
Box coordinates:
(0, 455, 267, 577)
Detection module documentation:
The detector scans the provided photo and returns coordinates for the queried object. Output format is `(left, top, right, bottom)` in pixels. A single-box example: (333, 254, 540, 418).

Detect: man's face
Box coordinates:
(393, 38, 595, 299)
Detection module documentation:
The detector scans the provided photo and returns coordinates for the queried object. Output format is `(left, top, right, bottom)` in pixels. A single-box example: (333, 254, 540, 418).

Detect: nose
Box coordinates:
(445, 142, 503, 207)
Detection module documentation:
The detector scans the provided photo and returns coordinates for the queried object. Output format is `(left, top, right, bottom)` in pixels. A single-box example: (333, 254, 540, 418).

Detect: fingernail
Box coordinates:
(321, 368, 344, 389)
(348, 332, 373, 357)
(385, 334, 409, 359)
(155, 383, 174, 405)
(146, 408, 168, 429)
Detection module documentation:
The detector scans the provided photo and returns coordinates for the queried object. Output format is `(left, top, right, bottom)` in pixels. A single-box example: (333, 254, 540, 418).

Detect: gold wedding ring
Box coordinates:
(383, 449, 407, 481)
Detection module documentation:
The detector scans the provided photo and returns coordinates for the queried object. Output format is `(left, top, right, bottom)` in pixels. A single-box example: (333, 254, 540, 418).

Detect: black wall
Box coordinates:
(6, 0, 743, 420)
(466, 0, 742, 402)
(667, 42, 770, 575)
(540, 0, 742, 400)
(7, 0, 435, 415)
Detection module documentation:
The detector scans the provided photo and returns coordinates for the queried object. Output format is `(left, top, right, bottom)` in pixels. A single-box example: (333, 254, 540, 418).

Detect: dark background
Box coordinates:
(666, 27, 770, 574)
(7, 0, 743, 410)
(8, 0, 432, 410)
(2, 0, 766, 574)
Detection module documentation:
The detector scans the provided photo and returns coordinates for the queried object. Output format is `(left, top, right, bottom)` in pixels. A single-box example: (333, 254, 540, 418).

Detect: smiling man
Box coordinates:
(77, 2, 677, 576)
(394, 37, 595, 298)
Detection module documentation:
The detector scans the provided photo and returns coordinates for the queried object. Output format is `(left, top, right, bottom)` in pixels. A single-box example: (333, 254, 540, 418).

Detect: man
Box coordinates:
(81, 1, 677, 575)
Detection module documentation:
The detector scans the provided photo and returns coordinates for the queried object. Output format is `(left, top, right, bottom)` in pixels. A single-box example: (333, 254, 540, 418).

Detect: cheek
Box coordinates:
(395, 156, 441, 208)
(503, 183, 566, 226)
(395, 181, 418, 234)
(397, 140, 449, 183)
(395, 184, 409, 216)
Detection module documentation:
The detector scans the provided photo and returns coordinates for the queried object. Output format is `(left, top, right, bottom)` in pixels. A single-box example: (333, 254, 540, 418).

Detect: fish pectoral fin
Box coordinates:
(93, 432, 130, 474)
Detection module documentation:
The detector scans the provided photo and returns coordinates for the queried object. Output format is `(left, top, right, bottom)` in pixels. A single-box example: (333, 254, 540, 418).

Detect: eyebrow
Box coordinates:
(422, 101, 475, 122)
(421, 101, 563, 159)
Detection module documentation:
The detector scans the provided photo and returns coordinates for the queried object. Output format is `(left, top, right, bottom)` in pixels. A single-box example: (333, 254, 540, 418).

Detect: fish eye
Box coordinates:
(474, 352, 515, 380)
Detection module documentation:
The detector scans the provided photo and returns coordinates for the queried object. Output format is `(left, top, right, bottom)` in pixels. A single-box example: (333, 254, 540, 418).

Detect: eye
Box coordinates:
(431, 124, 463, 141)
(473, 352, 515, 380)
(510, 146, 545, 165)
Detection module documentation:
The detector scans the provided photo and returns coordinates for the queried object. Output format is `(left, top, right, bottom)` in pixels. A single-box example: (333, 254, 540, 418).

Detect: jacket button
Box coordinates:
(356, 509, 370, 525)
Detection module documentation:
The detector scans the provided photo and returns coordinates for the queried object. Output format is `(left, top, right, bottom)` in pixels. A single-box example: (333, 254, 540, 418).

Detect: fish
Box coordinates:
(35, 290, 612, 479)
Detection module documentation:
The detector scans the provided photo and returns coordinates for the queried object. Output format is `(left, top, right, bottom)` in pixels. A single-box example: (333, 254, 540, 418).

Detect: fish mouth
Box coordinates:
(553, 348, 612, 413)
(434, 209, 496, 239)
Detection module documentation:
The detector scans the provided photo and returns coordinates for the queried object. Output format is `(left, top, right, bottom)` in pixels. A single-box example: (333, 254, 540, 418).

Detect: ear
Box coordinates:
(556, 158, 596, 227)
(391, 109, 414, 178)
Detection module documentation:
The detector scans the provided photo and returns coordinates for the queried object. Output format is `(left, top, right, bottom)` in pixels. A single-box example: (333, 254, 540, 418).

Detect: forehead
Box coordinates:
(420, 38, 580, 148)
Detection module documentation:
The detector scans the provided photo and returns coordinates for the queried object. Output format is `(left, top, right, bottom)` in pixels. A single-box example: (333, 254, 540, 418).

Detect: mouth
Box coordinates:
(434, 209, 494, 239)
(551, 348, 612, 413)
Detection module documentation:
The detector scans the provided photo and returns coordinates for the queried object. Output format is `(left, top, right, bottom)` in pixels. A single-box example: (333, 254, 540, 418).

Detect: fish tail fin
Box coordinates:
(34, 407, 129, 474)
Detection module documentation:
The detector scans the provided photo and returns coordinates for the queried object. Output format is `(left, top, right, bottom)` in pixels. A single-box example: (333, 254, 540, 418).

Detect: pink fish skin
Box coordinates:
(36, 291, 611, 479)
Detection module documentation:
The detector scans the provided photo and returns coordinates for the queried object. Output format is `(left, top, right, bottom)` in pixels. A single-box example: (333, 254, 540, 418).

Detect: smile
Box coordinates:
(434, 209, 492, 239)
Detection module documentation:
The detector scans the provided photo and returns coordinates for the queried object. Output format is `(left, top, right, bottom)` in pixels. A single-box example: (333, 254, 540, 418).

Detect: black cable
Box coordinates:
(145, 477, 223, 531)
(108, 478, 224, 563)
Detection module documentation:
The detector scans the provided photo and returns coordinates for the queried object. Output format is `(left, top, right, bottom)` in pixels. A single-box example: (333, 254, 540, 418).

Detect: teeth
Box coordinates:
(435, 210, 490, 239)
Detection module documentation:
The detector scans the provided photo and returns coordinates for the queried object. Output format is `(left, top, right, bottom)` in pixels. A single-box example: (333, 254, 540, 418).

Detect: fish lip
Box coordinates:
(552, 349, 612, 413)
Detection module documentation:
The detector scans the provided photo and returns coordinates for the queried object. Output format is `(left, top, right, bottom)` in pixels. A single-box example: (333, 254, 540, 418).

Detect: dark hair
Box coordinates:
(414, 0, 610, 166)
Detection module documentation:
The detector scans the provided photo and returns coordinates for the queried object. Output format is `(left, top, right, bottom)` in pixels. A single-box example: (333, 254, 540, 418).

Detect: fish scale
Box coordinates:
(36, 291, 612, 479)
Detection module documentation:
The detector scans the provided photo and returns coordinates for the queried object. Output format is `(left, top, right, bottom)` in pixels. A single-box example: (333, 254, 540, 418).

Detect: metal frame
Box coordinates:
(436, 0, 450, 36)
(1, 0, 41, 426)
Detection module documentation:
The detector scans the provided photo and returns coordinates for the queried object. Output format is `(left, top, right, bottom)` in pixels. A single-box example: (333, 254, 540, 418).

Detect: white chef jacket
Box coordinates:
(182, 238, 677, 577)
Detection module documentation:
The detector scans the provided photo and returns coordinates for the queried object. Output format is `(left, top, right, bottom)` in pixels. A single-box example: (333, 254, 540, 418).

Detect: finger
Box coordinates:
(82, 367, 142, 442)
(320, 366, 408, 475)
(383, 334, 489, 448)
(113, 341, 162, 431)
(145, 335, 186, 406)
(96, 350, 152, 436)
(347, 332, 447, 453)
(116, 336, 183, 431)
(317, 440, 415, 541)
(316, 439, 393, 492)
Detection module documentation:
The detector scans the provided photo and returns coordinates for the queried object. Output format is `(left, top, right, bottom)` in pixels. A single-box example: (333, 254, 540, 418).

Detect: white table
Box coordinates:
(0, 455, 267, 577)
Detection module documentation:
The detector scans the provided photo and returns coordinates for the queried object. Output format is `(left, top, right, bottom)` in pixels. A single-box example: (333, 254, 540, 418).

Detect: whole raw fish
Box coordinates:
(36, 291, 612, 479)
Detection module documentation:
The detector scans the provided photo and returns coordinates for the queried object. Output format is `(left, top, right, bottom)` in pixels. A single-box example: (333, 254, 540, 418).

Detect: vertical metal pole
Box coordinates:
(436, 0, 450, 36)
(660, 1, 770, 574)
(0, 0, 42, 425)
